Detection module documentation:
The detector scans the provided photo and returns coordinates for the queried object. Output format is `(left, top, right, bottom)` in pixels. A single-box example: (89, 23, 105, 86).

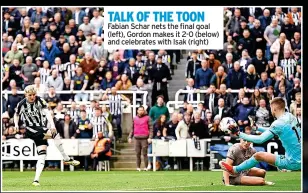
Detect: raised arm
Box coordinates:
(239, 130, 274, 144)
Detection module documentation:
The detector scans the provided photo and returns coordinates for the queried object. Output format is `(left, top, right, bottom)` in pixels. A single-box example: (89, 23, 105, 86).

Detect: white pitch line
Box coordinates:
(119, 184, 205, 191)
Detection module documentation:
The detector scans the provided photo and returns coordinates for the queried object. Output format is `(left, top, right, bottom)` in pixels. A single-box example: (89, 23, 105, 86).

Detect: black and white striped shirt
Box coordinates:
(280, 58, 297, 79)
(65, 62, 79, 79)
(15, 96, 48, 129)
(108, 94, 122, 116)
(39, 68, 51, 85)
(68, 108, 80, 124)
(91, 115, 108, 138)
(86, 107, 95, 120)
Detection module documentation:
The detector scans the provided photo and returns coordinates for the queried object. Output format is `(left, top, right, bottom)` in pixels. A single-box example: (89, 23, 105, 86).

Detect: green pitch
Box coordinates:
(2, 171, 301, 191)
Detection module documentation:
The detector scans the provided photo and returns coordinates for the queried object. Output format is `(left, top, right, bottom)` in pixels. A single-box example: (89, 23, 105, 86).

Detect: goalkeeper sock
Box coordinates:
(234, 156, 259, 173)
(53, 134, 70, 161)
(34, 149, 46, 182)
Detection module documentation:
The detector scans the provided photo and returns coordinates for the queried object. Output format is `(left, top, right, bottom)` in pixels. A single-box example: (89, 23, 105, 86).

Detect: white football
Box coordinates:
(219, 117, 237, 133)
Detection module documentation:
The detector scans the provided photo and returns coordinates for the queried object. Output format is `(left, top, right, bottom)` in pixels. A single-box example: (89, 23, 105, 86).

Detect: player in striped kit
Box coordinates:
(14, 85, 80, 186)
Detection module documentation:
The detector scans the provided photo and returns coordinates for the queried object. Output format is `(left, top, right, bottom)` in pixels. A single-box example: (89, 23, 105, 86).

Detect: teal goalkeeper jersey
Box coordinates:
(269, 112, 301, 162)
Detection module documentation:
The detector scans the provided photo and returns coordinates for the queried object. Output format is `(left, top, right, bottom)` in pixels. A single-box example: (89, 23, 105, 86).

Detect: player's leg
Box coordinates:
(247, 167, 266, 178)
(33, 142, 48, 186)
(52, 132, 80, 166)
(240, 176, 265, 186)
(220, 152, 276, 175)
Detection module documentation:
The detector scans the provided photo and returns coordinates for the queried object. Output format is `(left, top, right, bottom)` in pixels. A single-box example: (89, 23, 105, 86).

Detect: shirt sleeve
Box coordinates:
(239, 130, 274, 144)
(226, 145, 237, 161)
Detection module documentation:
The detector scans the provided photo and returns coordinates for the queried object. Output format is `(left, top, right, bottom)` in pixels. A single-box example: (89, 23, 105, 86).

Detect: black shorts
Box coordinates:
(25, 127, 49, 147)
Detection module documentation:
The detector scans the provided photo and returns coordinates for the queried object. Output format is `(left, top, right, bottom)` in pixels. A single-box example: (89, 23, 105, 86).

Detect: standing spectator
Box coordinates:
(82, 33, 94, 54)
(238, 29, 255, 57)
(71, 66, 89, 102)
(3, 11, 18, 38)
(102, 87, 130, 142)
(42, 40, 61, 66)
(225, 8, 246, 41)
(4, 44, 23, 64)
(149, 95, 170, 122)
(67, 101, 80, 124)
(208, 53, 221, 73)
(213, 98, 232, 119)
(258, 9, 272, 30)
(238, 49, 252, 72)
(76, 110, 93, 139)
(289, 92, 301, 116)
(124, 58, 140, 85)
(175, 112, 191, 140)
(272, 7, 287, 25)
(37, 61, 51, 85)
(270, 32, 292, 66)
(90, 107, 113, 139)
(8, 59, 24, 89)
(163, 112, 178, 140)
(287, 7, 301, 27)
(263, 18, 281, 61)
(26, 33, 40, 59)
(250, 88, 265, 107)
(182, 78, 197, 102)
(222, 53, 234, 73)
(90, 9, 104, 35)
(57, 114, 77, 139)
(45, 69, 63, 91)
(78, 16, 95, 36)
(218, 84, 234, 108)
(280, 50, 297, 80)
(281, 17, 295, 41)
(61, 77, 74, 101)
(151, 56, 172, 105)
(228, 61, 246, 90)
(33, 77, 47, 98)
(100, 71, 116, 90)
(250, 19, 265, 52)
(291, 32, 301, 61)
(233, 97, 254, 131)
(210, 66, 230, 90)
(21, 56, 38, 88)
(59, 43, 71, 64)
(79, 52, 98, 89)
(30, 7, 46, 24)
(72, 8, 86, 26)
(185, 51, 201, 79)
(209, 115, 224, 138)
(264, 86, 276, 105)
(194, 60, 214, 90)
(204, 84, 219, 113)
(2, 33, 12, 57)
(6, 88, 22, 118)
(251, 49, 267, 75)
(64, 54, 79, 80)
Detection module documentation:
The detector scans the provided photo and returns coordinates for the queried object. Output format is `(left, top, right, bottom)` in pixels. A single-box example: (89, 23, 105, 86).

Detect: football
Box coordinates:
(219, 117, 237, 133)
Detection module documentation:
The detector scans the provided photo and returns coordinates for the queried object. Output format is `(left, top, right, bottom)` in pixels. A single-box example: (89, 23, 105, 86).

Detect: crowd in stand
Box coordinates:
(1, 7, 302, 171)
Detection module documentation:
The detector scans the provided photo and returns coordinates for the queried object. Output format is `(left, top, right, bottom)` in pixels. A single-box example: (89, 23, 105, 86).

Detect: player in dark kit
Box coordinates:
(14, 85, 80, 186)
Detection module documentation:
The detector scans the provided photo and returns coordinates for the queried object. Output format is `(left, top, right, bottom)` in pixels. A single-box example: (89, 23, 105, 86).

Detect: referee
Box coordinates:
(102, 87, 130, 142)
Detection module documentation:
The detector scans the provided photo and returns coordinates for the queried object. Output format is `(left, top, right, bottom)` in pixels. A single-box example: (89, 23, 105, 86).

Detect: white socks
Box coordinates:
(53, 134, 70, 161)
(34, 149, 46, 182)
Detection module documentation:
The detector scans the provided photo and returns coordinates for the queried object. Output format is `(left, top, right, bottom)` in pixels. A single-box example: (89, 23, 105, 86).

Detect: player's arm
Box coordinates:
(39, 97, 56, 129)
(239, 130, 274, 144)
(223, 158, 234, 185)
(14, 100, 24, 129)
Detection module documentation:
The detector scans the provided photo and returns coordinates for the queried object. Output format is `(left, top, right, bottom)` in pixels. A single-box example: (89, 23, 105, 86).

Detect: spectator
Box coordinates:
(238, 29, 255, 56)
(225, 8, 246, 41)
(277, 85, 291, 110)
(72, 8, 86, 26)
(33, 77, 47, 98)
(175, 112, 191, 140)
(210, 66, 229, 90)
(100, 71, 116, 90)
(291, 78, 301, 100)
(266, 61, 276, 80)
(3, 11, 18, 38)
(102, 87, 130, 142)
(6, 87, 22, 118)
(250, 19, 265, 52)
(223, 36, 237, 53)
(287, 7, 301, 27)
(124, 58, 139, 85)
(75, 28, 85, 46)
(64, 54, 79, 80)
(245, 64, 259, 90)
(251, 49, 268, 75)
(218, 84, 234, 108)
(32, 22, 44, 41)
(59, 43, 71, 64)
(233, 97, 254, 131)
(195, 59, 214, 90)
(270, 32, 292, 66)
(238, 49, 252, 72)
(78, 16, 95, 36)
(263, 18, 281, 60)
(264, 86, 276, 105)
(181, 78, 197, 102)
(26, 33, 40, 60)
(90, 107, 113, 140)
(204, 84, 219, 113)
(89, 131, 112, 171)
(45, 86, 61, 110)
(46, 69, 64, 91)
(76, 110, 93, 139)
(4, 44, 23, 64)
(21, 56, 38, 88)
(254, 99, 273, 127)
(258, 9, 271, 30)
(54, 103, 67, 123)
(222, 53, 234, 73)
(2, 33, 12, 57)
(291, 32, 301, 60)
(185, 51, 201, 79)
(281, 17, 295, 41)
(3, 125, 17, 140)
(149, 95, 170, 122)
(101, 104, 112, 123)
(128, 106, 153, 171)
(280, 50, 297, 80)
(213, 98, 232, 119)
(37, 60, 51, 85)
(90, 9, 104, 35)
(67, 101, 79, 124)
(209, 115, 224, 138)
(250, 88, 265, 107)
(42, 40, 61, 65)
(8, 59, 24, 89)
(79, 52, 98, 89)
(82, 33, 94, 54)
(228, 61, 246, 90)
(256, 72, 272, 90)
(71, 66, 89, 101)
(208, 53, 221, 73)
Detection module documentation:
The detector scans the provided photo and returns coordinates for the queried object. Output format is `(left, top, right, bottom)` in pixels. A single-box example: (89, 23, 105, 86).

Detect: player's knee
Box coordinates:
(37, 149, 47, 160)
(254, 152, 264, 161)
(257, 178, 265, 185)
(260, 169, 266, 177)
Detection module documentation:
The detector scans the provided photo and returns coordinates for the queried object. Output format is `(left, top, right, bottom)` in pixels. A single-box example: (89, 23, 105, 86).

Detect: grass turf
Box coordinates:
(2, 171, 301, 191)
